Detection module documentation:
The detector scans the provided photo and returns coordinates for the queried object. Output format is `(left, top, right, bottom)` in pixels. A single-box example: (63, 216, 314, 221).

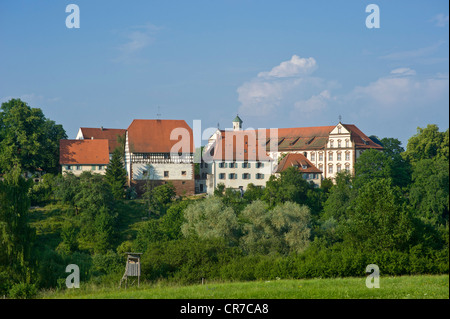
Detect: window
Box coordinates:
(242, 173, 251, 179)
(228, 173, 237, 179)
(338, 127, 341, 134)
(229, 162, 236, 168)
(319, 153, 323, 161)
(337, 165, 341, 173)
(346, 140, 349, 148)
(330, 140, 334, 148)
(98, 165, 103, 170)
(303, 173, 309, 180)
(311, 153, 315, 161)
(181, 171, 186, 176)
(319, 164, 323, 171)
(337, 153, 341, 161)
(202, 173, 207, 179)
(302, 165, 308, 169)
(219, 173, 226, 180)
(338, 140, 341, 148)
(242, 162, 251, 168)
(345, 152, 350, 161)
(164, 171, 169, 177)
(256, 162, 264, 168)
(91, 165, 95, 170)
(66, 165, 72, 170)
(345, 164, 350, 172)
(77, 165, 82, 170)
(328, 165, 333, 174)
(143, 170, 148, 177)
(329, 152, 333, 161)
(256, 173, 264, 179)
(219, 162, 226, 168)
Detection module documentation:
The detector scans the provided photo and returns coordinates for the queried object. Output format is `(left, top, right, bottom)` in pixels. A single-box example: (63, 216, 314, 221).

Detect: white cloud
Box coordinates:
(431, 13, 449, 27)
(113, 23, 162, 63)
(237, 55, 334, 117)
(293, 90, 332, 115)
(347, 68, 449, 109)
(380, 41, 445, 61)
(390, 68, 416, 76)
(257, 55, 317, 78)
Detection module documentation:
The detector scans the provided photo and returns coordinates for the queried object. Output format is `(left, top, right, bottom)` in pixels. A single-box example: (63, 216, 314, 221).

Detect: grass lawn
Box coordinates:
(41, 274, 449, 299)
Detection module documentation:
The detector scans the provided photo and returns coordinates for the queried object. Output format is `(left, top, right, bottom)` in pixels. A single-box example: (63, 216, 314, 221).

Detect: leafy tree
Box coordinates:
(321, 171, 354, 224)
(0, 99, 66, 174)
(353, 149, 392, 189)
(240, 200, 311, 255)
(243, 183, 265, 203)
(403, 124, 449, 164)
(380, 137, 412, 188)
(56, 221, 79, 255)
(143, 182, 176, 216)
(181, 196, 239, 245)
(409, 157, 449, 226)
(0, 166, 35, 282)
(105, 148, 127, 200)
(262, 166, 311, 207)
(93, 207, 115, 254)
(343, 178, 414, 251)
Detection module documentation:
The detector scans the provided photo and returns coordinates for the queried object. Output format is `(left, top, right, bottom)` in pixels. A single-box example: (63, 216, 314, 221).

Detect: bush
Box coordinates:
(8, 282, 38, 299)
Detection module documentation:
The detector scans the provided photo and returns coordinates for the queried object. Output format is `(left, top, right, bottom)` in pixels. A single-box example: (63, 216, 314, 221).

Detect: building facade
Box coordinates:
(124, 119, 195, 196)
(200, 116, 383, 194)
(59, 139, 110, 176)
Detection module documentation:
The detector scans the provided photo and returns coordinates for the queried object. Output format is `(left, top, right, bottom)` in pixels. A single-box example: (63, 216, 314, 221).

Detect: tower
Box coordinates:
(233, 115, 243, 131)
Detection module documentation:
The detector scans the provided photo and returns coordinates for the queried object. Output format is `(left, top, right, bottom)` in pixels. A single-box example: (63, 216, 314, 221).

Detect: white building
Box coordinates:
(200, 116, 383, 194)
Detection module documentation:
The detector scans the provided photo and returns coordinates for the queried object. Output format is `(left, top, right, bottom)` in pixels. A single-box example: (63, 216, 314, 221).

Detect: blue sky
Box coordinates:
(0, 0, 448, 147)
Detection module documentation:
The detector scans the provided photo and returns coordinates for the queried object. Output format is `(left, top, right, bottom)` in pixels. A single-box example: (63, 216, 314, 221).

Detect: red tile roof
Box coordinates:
(258, 124, 382, 151)
(212, 130, 273, 161)
(275, 153, 322, 174)
(127, 119, 194, 153)
(342, 124, 383, 149)
(60, 139, 110, 165)
(79, 127, 126, 153)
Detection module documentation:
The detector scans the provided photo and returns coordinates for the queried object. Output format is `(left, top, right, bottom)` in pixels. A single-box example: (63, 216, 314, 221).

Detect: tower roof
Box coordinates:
(233, 115, 243, 123)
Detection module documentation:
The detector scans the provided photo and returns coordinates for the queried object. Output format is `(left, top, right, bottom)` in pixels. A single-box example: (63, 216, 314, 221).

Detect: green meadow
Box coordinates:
(41, 274, 449, 299)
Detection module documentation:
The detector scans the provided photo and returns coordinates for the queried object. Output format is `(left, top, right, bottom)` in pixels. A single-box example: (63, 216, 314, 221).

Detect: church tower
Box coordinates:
(233, 115, 243, 131)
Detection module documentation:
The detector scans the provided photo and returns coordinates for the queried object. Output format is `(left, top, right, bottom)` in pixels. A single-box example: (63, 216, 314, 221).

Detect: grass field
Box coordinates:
(41, 274, 449, 299)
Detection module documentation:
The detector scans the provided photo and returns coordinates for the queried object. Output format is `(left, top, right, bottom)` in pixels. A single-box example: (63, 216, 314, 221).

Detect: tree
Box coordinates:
(353, 149, 392, 189)
(0, 99, 66, 174)
(104, 148, 127, 200)
(0, 166, 36, 282)
(409, 158, 449, 226)
(380, 137, 412, 188)
(262, 166, 311, 207)
(143, 182, 176, 216)
(343, 178, 414, 251)
(181, 196, 239, 245)
(321, 171, 354, 223)
(403, 125, 449, 164)
(240, 200, 311, 255)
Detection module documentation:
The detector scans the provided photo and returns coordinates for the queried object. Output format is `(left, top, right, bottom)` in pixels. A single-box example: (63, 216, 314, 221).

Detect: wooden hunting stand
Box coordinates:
(119, 253, 142, 288)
